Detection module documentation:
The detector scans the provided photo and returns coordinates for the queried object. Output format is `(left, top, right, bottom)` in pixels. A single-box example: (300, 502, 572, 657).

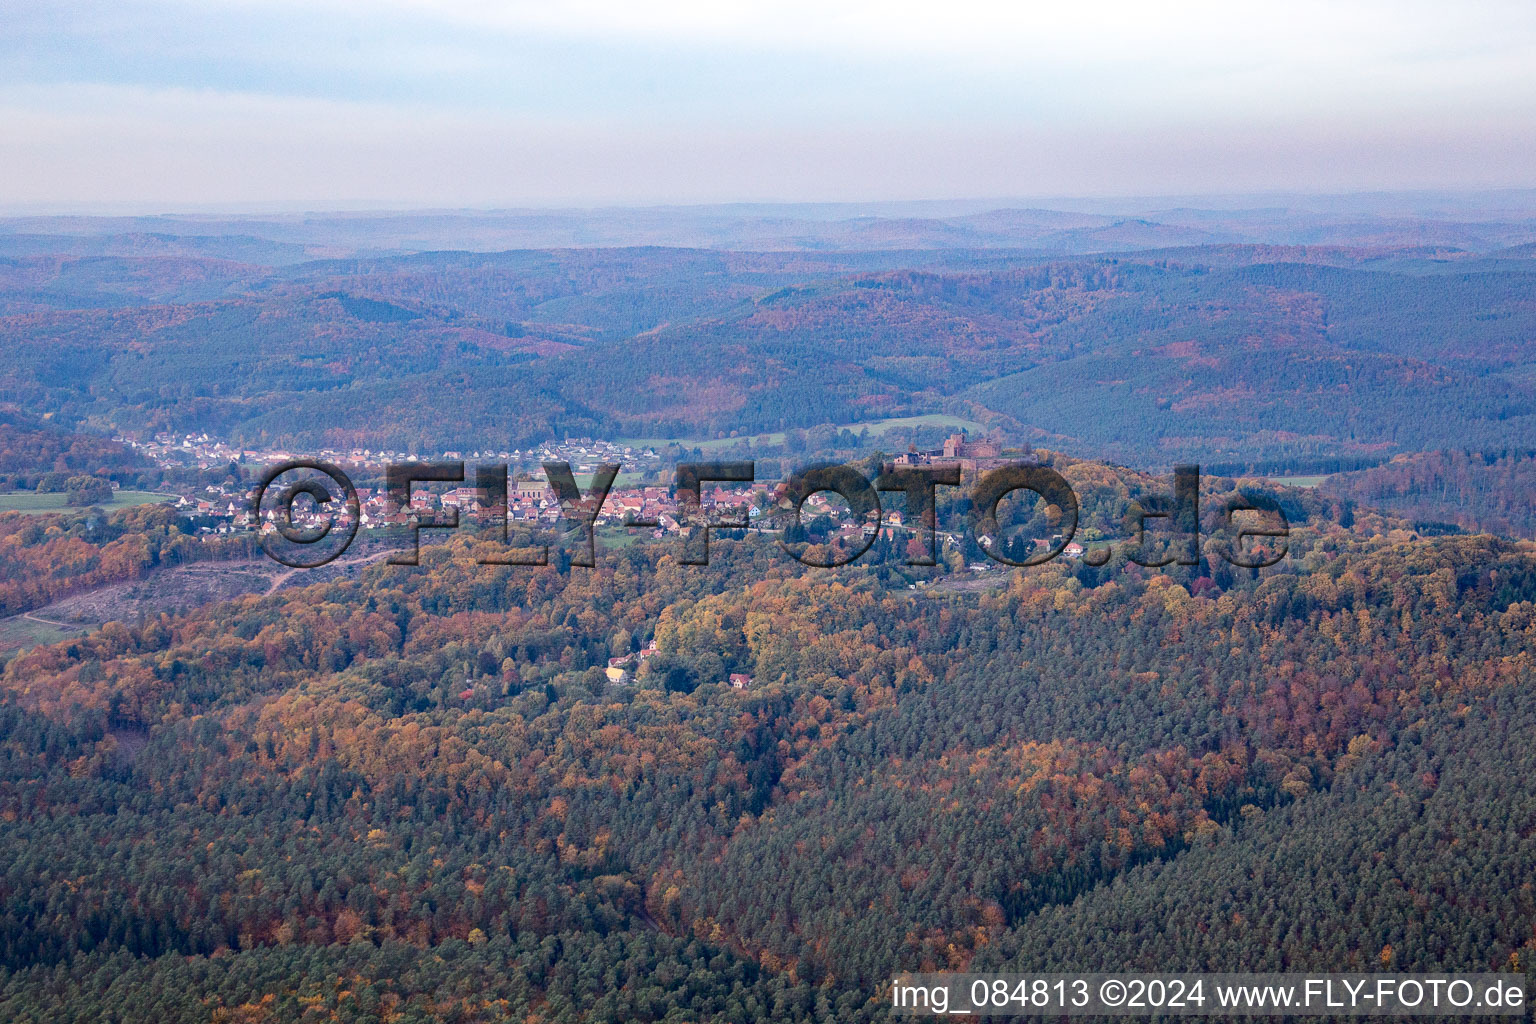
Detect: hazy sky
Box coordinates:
(3, 0, 1535, 208)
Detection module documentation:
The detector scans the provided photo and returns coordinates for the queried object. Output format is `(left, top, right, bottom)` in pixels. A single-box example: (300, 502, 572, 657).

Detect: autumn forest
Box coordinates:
(1, 206, 1536, 1021)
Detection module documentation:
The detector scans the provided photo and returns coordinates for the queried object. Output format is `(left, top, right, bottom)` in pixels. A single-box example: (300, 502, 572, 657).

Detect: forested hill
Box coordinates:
(0, 244, 1533, 462)
(1, 464, 1535, 1020)
(1322, 449, 1536, 538)
(0, 409, 142, 479)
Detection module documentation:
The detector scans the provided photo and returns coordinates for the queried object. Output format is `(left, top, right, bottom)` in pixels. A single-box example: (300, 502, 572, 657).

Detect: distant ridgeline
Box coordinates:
(0, 245, 1534, 464)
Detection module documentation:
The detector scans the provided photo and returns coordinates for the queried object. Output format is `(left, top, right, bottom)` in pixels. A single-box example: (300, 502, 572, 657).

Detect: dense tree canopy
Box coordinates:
(0, 468, 1532, 1019)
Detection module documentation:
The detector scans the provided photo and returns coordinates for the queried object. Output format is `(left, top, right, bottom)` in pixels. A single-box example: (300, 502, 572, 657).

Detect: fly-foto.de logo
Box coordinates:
(250, 459, 1289, 571)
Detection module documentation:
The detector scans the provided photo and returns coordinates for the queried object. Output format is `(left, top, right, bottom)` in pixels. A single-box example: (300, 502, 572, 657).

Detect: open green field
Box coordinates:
(0, 490, 178, 514)
(1269, 475, 1329, 489)
(845, 412, 986, 433)
(619, 433, 771, 453)
(0, 614, 86, 658)
(620, 412, 986, 452)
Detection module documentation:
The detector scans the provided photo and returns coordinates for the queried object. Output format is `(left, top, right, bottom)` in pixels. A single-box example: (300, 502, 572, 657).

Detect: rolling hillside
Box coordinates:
(2, 236, 1535, 463)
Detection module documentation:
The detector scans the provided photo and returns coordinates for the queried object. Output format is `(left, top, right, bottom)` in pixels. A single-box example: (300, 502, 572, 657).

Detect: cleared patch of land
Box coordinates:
(0, 613, 83, 657)
(41, 561, 280, 626)
(1269, 475, 1328, 488)
(926, 568, 1008, 593)
(0, 490, 177, 514)
(0, 541, 406, 659)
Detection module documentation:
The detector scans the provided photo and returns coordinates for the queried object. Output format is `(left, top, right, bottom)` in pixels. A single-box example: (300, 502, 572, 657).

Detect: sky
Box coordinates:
(2, 0, 1535, 209)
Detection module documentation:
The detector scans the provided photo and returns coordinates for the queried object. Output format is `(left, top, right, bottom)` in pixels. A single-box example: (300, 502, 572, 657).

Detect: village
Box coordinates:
(117, 429, 1091, 567)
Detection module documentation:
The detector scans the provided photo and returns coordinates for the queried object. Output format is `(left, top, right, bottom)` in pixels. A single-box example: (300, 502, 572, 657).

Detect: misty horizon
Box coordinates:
(5, 1, 1534, 206)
